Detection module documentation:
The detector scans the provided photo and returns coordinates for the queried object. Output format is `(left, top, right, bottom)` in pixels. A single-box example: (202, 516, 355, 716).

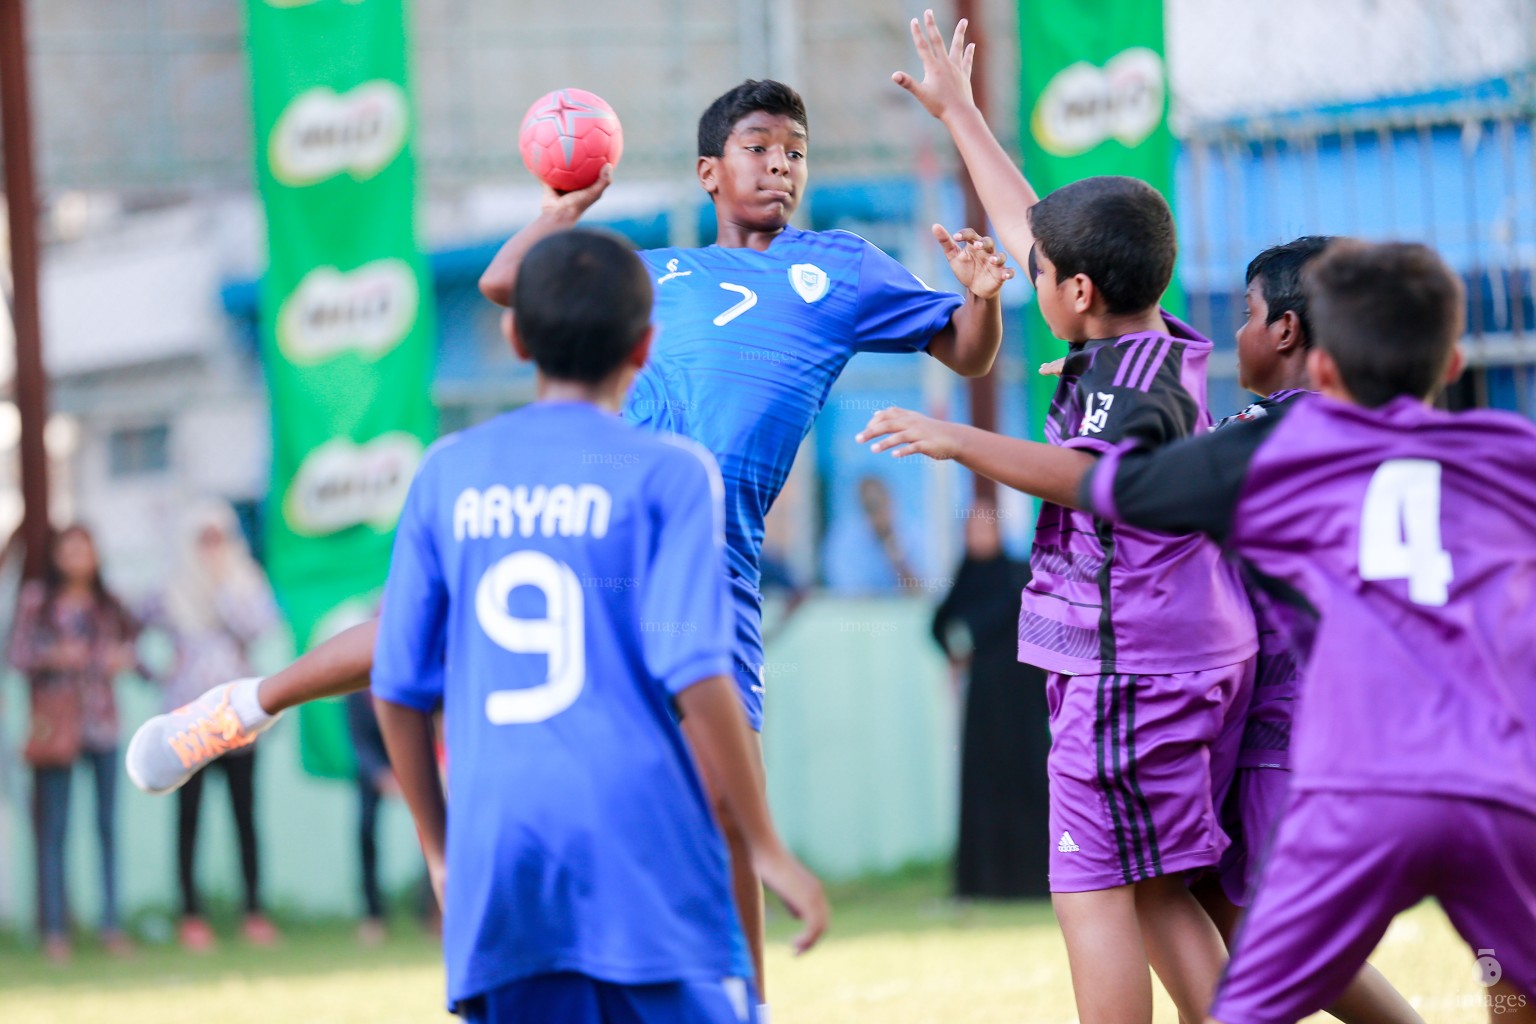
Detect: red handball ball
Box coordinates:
(518, 88, 624, 192)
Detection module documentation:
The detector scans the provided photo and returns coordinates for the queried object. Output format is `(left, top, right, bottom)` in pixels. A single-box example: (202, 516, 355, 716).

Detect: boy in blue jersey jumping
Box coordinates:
(477, 80, 1011, 998)
(128, 77, 1011, 1010)
(372, 228, 824, 1021)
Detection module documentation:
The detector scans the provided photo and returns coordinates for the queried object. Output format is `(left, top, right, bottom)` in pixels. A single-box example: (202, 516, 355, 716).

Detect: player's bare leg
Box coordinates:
(1053, 886, 1154, 1024)
(256, 618, 377, 713)
(682, 718, 769, 997)
(1487, 979, 1536, 1022)
(1326, 965, 1427, 1024)
(1136, 874, 1228, 1024)
(1208, 973, 1527, 1024)
(1193, 877, 1424, 1024)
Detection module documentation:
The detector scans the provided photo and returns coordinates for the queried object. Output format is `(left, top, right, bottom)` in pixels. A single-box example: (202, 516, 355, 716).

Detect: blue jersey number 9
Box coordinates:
(476, 550, 586, 723)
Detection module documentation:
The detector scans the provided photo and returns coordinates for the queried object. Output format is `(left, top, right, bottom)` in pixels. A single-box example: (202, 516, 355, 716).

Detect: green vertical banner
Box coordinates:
(248, 0, 436, 777)
(1017, 0, 1177, 438)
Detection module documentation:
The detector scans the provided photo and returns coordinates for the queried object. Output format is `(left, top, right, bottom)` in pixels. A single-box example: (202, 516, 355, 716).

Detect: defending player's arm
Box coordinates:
(642, 443, 828, 954)
(893, 10, 1039, 268)
(477, 167, 614, 307)
(857, 408, 1094, 508)
(857, 403, 1271, 546)
(857, 343, 1197, 505)
(1079, 414, 1285, 542)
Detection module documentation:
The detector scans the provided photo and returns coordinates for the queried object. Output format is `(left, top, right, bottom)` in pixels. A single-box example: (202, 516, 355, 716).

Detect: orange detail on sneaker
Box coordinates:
(167, 690, 255, 769)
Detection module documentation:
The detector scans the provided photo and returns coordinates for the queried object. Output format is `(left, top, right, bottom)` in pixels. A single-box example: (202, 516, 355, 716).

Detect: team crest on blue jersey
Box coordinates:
(789, 263, 829, 303)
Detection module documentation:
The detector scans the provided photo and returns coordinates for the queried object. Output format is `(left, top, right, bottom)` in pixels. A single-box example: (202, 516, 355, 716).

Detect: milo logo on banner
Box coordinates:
(285, 433, 423, 536)
(250, 0, 438, 776)
(1030, 47, 1166, 157)
(269, 81, 409, 186)
(309, 593, 382, 646)
(277, 259, 419, 363)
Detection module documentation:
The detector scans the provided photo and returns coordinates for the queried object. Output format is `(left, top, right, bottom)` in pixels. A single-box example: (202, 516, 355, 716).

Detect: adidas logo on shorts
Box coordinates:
(1057, 831, 1081, 853)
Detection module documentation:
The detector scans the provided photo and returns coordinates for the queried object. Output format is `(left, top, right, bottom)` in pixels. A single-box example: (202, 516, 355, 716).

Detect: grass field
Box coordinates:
(0, 866, 1501, 1023)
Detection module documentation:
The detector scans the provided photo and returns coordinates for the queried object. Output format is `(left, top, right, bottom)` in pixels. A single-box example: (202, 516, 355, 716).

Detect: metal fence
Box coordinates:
(17, 0, 1021, 198)
(1165, 0, 1536, 415)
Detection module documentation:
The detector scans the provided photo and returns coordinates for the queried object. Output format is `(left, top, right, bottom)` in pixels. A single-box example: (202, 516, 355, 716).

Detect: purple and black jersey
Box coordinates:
(1086, 394, 1536, 817)
(1213, 388, 1310, 432)
(1213, 388, 1312, 770)
(1019, 312, 1257, 676)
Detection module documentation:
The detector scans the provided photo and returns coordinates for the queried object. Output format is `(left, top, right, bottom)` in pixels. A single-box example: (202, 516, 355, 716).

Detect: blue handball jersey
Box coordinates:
(371, 401, 750, 1006)
(623, 227, 964, 587)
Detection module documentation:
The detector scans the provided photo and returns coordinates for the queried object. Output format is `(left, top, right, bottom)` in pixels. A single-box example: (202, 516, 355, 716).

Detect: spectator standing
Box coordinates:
(153, 502, 281, 951)
(930, 508, 1052, 899)
(11, 525, 139, 963)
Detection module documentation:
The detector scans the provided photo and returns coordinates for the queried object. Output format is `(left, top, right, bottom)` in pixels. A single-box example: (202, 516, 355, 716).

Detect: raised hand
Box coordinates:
(892, 10, 975, 121)
(935, 225, 1013, 300)
(856, 406, 963, 461)
(539, 163, 614, 222)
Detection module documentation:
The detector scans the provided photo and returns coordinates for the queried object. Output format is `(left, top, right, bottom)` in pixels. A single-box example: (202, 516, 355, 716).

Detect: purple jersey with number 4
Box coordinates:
(1088, 394, 1536, 815)
(1020, 312, 1256, 676)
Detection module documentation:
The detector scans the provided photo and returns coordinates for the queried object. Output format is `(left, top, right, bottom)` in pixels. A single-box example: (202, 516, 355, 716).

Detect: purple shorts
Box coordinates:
(1045, 660, 1254, 892)
(1213, 790, 1536, 1024)
(1217, 766, 1291, 907)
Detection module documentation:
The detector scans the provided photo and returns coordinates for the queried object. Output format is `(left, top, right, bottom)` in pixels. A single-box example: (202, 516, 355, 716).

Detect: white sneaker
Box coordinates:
(125, 678, 279, 794)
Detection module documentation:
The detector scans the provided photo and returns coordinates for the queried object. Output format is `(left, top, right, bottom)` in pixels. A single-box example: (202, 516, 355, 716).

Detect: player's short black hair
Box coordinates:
(1304, 240, 1464, 407)
(1028, 176, 1176, 315)
(697, 80, 807, 158)
(1245, 235, 1336, 345)
(513, 229, 652, 384)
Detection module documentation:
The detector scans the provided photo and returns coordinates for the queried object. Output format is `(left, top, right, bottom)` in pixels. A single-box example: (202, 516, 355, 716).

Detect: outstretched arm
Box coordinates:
(893, 11, 1039, 266)
(677, 675, 828, 955)
(856, 406, 1094, 508)
(478, 169, 613, 307)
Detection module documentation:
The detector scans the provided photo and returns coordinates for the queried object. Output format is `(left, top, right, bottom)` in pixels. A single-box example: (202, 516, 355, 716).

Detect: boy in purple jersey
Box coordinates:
(858, 240, 1536, 1021)
(1209, 237, 1327, 911)
(1204, 237, 1422, 1024)
(890, 14, 1257, 1024)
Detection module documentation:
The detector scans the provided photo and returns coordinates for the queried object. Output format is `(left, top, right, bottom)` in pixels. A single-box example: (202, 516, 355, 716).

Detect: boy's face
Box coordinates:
(1235, 281, 1278, 393)
(698, 111, 808, 232)
(1028, 244, 1086, 342)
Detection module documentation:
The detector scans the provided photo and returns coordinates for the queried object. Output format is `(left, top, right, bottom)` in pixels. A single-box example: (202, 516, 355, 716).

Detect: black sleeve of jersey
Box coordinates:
(1076, 409, 1287, 543)
(1062, 341, 1200, 453)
